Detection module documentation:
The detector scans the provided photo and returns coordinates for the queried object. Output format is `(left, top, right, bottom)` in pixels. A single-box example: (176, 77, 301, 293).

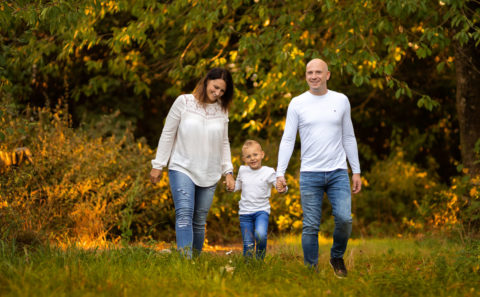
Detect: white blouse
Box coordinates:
(151, 94, 233, 187)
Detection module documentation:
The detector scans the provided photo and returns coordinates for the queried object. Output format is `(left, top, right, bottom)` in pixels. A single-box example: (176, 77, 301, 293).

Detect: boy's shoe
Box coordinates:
(329, 258, 347, 278)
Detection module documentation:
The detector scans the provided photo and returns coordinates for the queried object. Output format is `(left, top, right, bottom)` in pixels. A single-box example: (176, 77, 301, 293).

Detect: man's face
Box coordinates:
(306, 60, 330, 94)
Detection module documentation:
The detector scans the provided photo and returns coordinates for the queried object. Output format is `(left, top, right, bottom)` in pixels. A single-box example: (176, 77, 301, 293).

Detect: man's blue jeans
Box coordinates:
(169, 170, 217, 258)
(300, 169, 352, 266)
(239, 211, 269, 259)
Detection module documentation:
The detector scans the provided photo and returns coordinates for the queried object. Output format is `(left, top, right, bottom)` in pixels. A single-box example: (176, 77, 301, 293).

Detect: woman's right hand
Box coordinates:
(150, 168, 162, 184)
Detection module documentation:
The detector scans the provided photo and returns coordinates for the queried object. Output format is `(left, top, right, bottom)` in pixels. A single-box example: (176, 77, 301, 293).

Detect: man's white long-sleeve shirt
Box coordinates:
(151, 94, 233, 187)
(276, 90, 360, 177)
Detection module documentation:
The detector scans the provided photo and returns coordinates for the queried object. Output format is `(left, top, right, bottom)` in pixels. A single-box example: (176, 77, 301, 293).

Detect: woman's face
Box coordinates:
(206, 79, 227, 103)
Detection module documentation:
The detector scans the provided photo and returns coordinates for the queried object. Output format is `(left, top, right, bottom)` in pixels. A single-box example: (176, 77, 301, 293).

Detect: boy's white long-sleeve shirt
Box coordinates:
(234, 165, 277, 215)
(277, 90, 361, 177)
(151, 94, 233, 187)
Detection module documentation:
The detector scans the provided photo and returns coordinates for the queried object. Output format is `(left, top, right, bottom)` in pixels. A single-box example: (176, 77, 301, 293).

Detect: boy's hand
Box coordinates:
(150, 168, 162, 184)
(224, 174, 235, 191)
(276, 176, 287, 193)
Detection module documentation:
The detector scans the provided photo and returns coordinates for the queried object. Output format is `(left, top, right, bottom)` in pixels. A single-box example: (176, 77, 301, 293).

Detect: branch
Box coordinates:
(180, 37, 196, 62)
(352, 89, 376, 112)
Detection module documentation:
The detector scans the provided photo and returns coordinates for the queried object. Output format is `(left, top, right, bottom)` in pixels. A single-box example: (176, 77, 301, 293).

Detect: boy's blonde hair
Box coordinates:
(242, 139, 262, 154)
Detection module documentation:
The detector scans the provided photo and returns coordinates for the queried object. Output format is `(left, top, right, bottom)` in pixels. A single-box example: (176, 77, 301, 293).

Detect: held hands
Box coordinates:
(276, 176, 287, 193)
(224, 173, 235, 192)
(352, 173, 362, 194)
(150, 168, 162, 184)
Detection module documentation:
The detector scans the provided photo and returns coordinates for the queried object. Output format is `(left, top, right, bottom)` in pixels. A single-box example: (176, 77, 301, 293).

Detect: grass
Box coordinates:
(0, 235, 478, 297)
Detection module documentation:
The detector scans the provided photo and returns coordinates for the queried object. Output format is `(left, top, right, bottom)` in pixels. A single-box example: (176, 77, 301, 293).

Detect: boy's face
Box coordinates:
(242, 144, 264, 170)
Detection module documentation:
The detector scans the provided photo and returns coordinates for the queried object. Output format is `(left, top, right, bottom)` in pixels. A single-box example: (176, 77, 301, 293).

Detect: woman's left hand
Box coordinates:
(225, 174, 235, 191)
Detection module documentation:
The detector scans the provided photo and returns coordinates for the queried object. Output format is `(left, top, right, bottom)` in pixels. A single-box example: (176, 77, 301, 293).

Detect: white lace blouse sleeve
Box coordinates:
(221, 112, 234, 175)
(151, 95, 185, 170)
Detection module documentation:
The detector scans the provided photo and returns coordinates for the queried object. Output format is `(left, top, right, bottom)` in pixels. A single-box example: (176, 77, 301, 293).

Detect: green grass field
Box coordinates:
(0, 235, 478, 297)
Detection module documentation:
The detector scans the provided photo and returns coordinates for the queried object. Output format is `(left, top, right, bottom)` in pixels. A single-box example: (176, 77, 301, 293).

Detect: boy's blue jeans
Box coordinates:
(239, 211, 269, 259)
(169, 170, 217, 258)
(300, 169, 352, 266)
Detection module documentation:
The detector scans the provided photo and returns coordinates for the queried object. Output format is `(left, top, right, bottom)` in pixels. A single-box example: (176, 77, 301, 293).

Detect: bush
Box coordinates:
(2, 96, 477, 245)
(205, 155, 302, 243)
(352, 149, 441, 236)
(417, 172, 480, 237)
(0, 99, 174, 244)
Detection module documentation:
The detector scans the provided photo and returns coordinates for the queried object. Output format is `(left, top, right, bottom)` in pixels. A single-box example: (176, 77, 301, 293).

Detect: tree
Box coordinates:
(316, 0, 480, 174)
(453, 2, 480, 175)
(1, 0, 479, 173)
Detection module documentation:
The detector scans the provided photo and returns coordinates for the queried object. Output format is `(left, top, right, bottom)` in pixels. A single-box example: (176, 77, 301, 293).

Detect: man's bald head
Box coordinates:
(305, 58, 330, 95)
(306, 58, 329, 72)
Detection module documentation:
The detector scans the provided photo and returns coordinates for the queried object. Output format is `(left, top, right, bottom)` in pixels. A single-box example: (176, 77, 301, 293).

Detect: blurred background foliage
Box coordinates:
(0, 0, 479, 244)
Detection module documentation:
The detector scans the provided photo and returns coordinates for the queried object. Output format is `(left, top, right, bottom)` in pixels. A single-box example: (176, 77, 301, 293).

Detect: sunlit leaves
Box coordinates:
(1, 0, 478, 140)
(417, 95, 440, 111)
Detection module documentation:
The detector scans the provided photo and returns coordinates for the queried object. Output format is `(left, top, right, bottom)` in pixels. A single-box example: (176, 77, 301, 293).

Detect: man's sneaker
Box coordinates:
(329, 258, 347, 278)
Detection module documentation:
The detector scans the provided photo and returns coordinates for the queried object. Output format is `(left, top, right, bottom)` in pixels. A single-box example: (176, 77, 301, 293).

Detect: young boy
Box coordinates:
(232, 140, 286, 259)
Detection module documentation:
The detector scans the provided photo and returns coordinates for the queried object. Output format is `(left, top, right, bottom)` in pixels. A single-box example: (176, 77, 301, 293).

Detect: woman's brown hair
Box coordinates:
(193, 68, 234, 112)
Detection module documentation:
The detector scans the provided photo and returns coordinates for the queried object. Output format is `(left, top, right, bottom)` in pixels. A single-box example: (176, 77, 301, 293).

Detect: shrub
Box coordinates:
(2, 96, 476, 245)
(0, 99, 174, 244)
(417, 172, 480, 237)
(352, 149, 441, 236)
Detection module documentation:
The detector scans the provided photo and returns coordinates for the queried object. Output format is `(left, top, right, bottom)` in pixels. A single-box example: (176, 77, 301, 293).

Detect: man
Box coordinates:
(276, 58, 361, 278)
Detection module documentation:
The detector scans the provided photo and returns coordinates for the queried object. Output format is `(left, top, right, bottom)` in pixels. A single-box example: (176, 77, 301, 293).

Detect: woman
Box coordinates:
(150, 68, 235, 257)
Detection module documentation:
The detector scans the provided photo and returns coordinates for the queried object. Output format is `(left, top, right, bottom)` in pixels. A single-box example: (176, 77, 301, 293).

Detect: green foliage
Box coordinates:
(1, 0, 479, 242)
(1, 0, 478, 144)
(353, 149, 441, 236)
(0, 98, 175, 243)
(417, 173, 480, 236)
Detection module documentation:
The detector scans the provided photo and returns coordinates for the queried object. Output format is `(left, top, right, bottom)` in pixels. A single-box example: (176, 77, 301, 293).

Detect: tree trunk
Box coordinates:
(455, 36, 480, 176)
